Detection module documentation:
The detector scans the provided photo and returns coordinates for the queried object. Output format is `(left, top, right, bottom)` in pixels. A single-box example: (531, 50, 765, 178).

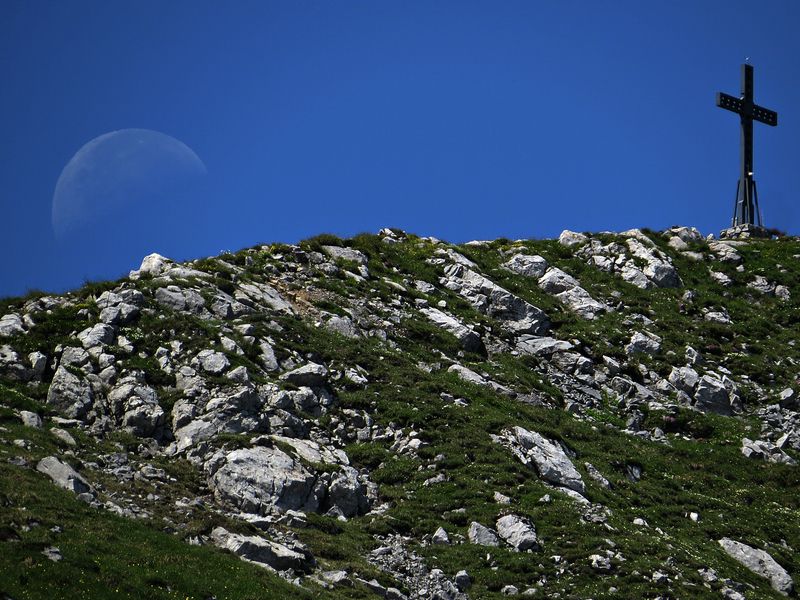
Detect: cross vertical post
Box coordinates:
(716, 63, 778, 231)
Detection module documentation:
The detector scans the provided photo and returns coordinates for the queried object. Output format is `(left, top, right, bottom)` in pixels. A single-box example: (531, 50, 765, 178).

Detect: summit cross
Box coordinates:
(716, 63, 778, 228)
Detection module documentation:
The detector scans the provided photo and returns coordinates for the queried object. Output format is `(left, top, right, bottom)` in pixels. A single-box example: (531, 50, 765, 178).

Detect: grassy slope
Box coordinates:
(1, 231, 799, 599)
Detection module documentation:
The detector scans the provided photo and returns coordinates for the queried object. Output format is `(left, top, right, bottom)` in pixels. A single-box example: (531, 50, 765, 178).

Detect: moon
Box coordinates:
(52, 128, 206, 240)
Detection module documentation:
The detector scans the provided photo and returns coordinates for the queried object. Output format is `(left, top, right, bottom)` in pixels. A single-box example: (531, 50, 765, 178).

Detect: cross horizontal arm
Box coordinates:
(752, 104, 778, 126)
(716, 92, 742, 114)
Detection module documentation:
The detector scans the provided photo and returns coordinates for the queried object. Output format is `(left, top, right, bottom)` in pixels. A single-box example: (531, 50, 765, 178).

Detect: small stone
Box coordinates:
(494, 491, 512, 504)
(455, 570, 471, 591)
(432, 526, 450, 545)
(496, 514, 539, 551)
(501, 584, 519, 595)
(19, 410, 42, 428)
(42, 546, 62, 562)
(50, 428, 77, 447)
(590, 554, 612, 571)
(468, 521, 500, 546)
(652, 571, 669, 584)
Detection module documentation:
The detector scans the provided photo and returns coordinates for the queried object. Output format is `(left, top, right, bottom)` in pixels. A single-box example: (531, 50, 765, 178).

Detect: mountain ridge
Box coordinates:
(1, 226, 799, 599)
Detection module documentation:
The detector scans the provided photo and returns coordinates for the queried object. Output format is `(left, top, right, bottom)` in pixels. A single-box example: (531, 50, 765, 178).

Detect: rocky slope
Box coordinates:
(1, 226, 799, 599)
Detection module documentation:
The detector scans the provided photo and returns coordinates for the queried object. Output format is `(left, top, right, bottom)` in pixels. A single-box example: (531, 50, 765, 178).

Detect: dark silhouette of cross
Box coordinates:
(716, 64, 778, 228)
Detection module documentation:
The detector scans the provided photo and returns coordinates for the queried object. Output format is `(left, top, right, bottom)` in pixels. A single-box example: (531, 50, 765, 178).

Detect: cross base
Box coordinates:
(719, 223, 771, 240)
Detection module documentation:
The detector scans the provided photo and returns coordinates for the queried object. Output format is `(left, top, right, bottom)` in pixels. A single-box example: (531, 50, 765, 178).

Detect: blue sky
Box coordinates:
(1, 0, 799, 298)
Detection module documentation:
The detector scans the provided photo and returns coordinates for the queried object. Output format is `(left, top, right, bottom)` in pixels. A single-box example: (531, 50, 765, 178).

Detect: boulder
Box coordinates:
(77, 323, 116, 349)
(694, 375, 733, 415)
(538, 267, 607, 319)
(625, 331, 662, 356)
(154, 286, 206, 313)
(258, 341, 279, 372)
(448, 364, 515, 397)
(668, 366, 699, 395)
(107, 378, 165, 438)
(440, 264, 549, 335)
(420, 307, 484, 353)
(235, 281, 294, 314)
(515, 336, 573, 356)
(37, 456, 92, 494)
(496, 514, 539, 551)
(708, 241, 742, 264)
(28, 351, 48, 380)
(0, 313, 25, 337)
(194, 349, 230, 375)
(325, 315, 360, 339)
(467, 521, 500, 546)
(503, 254, 548, 278)
(559, 230, 588, 247)
(209, 446, 321, 514)
(326, 466, 370, 518)
(46, 366, 94, 419)
(210, 527, 314, 573)
(507, 426, 585, 494)
(131, 253, 172, 277)
(322, 245, 368, 265)
(99, 303, 139, 325)
(741, 438, 797, 466)
(718, 538, 793, 596)
(0, 345, 28, 380)
(281, 363, 328, 387)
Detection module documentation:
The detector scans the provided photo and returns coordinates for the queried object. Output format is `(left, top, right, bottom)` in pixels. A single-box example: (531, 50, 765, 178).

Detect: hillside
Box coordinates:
(1, 226, 799, 599)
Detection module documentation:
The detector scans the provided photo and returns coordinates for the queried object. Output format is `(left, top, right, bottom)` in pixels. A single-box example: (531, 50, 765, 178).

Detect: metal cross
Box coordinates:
(716, 64, 778, 227)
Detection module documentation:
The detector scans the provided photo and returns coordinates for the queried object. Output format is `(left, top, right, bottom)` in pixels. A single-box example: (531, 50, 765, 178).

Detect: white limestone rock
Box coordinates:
(668, 366, 699, 395)
(694, 375, 734, 416)
(718, 538, 793, 596)
(106, 376, 165, 437)
(46, 366, 94, 419)
(496, 514, 539, 551)
(322, 245, 368, 265)
(19, 410, 42, 428)
(154, 286, 206, 314)
(420, 307, 484, 353)
(538, 267, 608, 319)
(741, 438, 797, 465)
(0, 313, 25, 337)
(515, 336, 573, 356)
(280, 363, 328, 387)
(708, 241, 742, 264)
(77, 323, 115, 349)
(502, 426, 585, 494)
(467, 521, 500, 546)
(625, 331, 662, 356)
(235, 281, 294, 314)
(210, 526, 314, 573)
(37, 456, 92, 494)
(209, 446, 321, 514)
(559, 230, 588, 247)
(0, 345, 28, 381)
(503, 254, 548, 279)
(440, 264, 549, 335)
(432, 527, 450, 545)
(194, 349, 230, 375)
(448, 364, 515, 397)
